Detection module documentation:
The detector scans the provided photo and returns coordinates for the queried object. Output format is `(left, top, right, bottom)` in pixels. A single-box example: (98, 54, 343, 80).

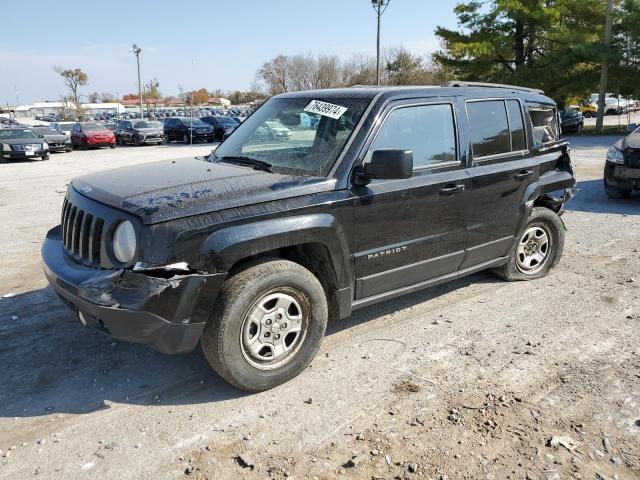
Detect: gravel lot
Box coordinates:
(0, 137, 639, 480)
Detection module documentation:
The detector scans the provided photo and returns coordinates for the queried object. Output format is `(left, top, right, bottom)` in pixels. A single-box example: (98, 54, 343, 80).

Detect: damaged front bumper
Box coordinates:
(41, 226, 227, 354)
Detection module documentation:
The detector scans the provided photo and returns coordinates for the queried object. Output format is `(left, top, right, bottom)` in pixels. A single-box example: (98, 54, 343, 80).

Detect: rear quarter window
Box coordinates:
(527, 103, 560, 146)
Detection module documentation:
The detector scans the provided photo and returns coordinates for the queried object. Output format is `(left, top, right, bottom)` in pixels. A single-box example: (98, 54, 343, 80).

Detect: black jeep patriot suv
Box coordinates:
(42, 82, 576, 392)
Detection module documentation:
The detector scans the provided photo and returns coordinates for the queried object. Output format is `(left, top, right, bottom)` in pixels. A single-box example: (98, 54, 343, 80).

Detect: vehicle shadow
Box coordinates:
(566, 179, 640, 215)
(0, 272, 498, 418)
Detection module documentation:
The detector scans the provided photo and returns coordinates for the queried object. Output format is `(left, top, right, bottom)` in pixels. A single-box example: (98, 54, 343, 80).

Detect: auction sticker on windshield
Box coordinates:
(304, 100, 348, 120)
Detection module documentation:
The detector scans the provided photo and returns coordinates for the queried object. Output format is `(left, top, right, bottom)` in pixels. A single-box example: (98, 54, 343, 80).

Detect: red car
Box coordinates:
(70, 122, 116, 149)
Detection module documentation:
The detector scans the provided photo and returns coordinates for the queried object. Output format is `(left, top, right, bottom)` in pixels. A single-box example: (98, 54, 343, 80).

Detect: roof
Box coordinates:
(276, 84, 554, 104)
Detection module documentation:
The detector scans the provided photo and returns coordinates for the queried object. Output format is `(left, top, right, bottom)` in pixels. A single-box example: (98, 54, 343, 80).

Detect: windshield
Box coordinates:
(0, 129, 39, 140)
(181, 118, 208, 127)
(57, 124, 73, 132)
(133, 121, 162, 128)
(212, 97, 370, 176)
(82, 123, 106, 131)
(33, 127, 60, 135)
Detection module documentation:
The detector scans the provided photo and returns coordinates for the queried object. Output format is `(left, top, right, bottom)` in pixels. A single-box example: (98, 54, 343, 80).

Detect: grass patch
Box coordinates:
(573, 125, 632, 136)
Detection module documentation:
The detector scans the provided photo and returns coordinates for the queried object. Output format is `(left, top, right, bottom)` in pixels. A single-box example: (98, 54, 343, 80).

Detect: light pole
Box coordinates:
(130, 44, 144, 119)
(371, 0, 390, 86)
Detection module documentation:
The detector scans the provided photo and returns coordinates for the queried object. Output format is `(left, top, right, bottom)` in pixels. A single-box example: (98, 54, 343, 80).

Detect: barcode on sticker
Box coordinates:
(304, 100, 348, 120)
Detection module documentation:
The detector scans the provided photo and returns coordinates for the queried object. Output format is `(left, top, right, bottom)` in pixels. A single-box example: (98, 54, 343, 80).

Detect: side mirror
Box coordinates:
(358, 149, 413, 183)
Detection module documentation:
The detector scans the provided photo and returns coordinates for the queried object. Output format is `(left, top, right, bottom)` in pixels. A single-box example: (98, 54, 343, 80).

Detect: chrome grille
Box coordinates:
(627, 150, 640, 169)
(12, 144, 40, 151)
(60, 197, 104, 266)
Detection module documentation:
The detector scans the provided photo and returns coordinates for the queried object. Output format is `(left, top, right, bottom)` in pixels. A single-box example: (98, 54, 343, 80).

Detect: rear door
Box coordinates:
(460, 98, 539, 268)
(352, 99, 471, 300)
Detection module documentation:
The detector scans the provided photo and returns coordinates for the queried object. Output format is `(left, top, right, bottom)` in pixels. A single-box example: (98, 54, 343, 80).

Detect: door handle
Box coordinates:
(514, 170, 534, 180)
(439, 184, 466, 196)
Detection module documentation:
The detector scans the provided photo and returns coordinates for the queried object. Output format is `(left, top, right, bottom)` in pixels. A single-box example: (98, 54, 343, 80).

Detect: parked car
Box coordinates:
(70, 122, 116, 149)
(49, 122, 75, 138)
(115, 120, 165, 146)
(32, 126, 72, 152)
(0, 127, 49, 162)
(560, 107, 584, 134)
(42, 83, 576, 392)
(263, 120, 292, 140)
(569, 99, 597, 118)
(164, 117, 214, 143)
(200, 116, 238, 141)
(603, 123, 640, 198)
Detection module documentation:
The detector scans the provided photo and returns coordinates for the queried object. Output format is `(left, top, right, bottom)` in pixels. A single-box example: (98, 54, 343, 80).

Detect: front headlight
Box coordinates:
(606, 146, 624, 165)
(1, 143, 9, 152)
(112, 220, 137, 263)
(42, 142, 49, 150)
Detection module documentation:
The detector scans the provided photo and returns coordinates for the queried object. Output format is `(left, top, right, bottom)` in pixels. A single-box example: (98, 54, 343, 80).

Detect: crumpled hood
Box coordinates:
(71, 157, 335, 224)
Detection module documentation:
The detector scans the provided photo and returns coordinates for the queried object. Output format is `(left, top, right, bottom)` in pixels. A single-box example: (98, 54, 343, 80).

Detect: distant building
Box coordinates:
(14, 101, 125, 118)
(208, 97, 231, 107)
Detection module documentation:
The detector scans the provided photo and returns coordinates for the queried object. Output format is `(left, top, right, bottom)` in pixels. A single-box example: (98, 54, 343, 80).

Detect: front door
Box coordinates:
(352, 100, 470, 300)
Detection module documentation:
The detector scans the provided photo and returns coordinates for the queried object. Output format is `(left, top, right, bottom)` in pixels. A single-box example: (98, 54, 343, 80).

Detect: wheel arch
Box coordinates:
(201, 214, 353, 319)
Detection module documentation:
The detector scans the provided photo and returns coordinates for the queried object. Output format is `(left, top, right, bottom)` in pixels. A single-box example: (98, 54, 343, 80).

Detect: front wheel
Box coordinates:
(183, 133, 190, 144)
(492, 207, 564, 281)
(201, 259, 328, 392)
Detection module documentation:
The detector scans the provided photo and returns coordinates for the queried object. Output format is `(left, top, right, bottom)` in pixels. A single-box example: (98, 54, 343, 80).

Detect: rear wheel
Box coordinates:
(201, 259, 328, 392)
(492, 207, 564, 281)
(183, 133, 190, 144)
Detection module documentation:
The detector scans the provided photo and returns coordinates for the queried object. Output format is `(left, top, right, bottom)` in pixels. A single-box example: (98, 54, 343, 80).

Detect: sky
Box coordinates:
(0, 0, 460, 105)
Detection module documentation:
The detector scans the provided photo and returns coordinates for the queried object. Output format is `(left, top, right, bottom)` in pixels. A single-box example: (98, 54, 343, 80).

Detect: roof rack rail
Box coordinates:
(443, 80, 544, 95)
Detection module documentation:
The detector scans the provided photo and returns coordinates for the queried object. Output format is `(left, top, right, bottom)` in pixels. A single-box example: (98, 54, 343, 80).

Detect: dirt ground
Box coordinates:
(0, 137, 638, 480)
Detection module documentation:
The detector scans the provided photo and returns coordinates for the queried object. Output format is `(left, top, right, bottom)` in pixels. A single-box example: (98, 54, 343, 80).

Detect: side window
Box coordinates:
(370, 104, 457, 169)
(527, 103, 559, 146)
(506, 100, 526, 151)
(467, 100, 510, 157)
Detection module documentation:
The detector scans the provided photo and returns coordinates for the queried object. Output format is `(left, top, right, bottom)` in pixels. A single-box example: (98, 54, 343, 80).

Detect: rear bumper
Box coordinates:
(42, 226, 227, 354)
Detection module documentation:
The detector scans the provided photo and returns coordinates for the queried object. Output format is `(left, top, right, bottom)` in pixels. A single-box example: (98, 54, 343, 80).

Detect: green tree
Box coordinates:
(434, 0, 606, 101)
(610, 0, 640, 97)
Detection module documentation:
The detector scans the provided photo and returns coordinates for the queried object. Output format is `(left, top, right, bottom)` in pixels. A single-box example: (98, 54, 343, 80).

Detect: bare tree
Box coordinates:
(53, 67, 88, 105)
(144, 78, 161, 113)
(258, 55, 291, 95)
(341, 53, 377, 86)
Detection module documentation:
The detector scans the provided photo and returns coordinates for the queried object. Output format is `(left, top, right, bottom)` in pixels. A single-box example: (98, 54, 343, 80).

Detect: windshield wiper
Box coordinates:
(218, 155, 272, 172)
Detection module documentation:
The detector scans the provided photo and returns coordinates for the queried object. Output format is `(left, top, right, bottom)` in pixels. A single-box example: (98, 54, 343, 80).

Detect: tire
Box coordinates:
(492, 207, 565, 282)
(201, 259, 328, 392)
(117, 135, 123, 146)
(576, 122, 583, 133)
(110, 143, 116, 149)
(183, 133, 190, 144)
(40, 154, 49, 161)
(65, 147, 72, 152)
(134, 136, 141, 147)
(604, 178, 632, 199)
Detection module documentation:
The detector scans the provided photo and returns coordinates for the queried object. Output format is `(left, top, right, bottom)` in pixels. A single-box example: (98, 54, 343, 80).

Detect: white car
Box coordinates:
(49, 122, 75, 138)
